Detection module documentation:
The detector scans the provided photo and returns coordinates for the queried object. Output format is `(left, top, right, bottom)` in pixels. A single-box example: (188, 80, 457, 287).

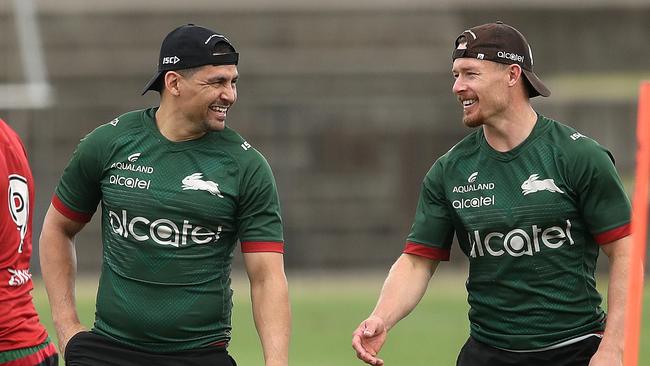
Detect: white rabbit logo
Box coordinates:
(182, 173, 224, 198)
(521, 174, 564, 196)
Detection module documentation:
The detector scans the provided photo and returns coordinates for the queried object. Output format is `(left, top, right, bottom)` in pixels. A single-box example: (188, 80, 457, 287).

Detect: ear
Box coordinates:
(507, 64, 523, 87)
(163, 71, 182, 96)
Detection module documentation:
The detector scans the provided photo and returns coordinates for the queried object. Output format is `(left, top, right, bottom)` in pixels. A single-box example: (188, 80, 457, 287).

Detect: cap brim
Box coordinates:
(522, 69, 550, 98)
(141, 71, 164, 95)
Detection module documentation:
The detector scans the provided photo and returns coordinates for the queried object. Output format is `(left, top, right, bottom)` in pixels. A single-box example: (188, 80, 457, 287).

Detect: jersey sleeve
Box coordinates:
(237, 153, 284, 253)
(404, 160, 455, 260)
(570, 143, 631, 244)
(53, 130, 105, 222)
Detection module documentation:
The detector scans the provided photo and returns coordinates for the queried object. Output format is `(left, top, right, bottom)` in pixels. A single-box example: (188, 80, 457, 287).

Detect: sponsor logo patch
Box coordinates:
(570, 132, 586, 141)
(453, 195, 495, 210)
(453, 172, 495, 194)
(497, 51, 524, 63)
(128, 153, 141, 162)
(162, 56, 180, 65)
(469, 219, 574, 258)
(109, 209, 221, 247)
(8, 268, 31, 287)
(109, 174, 151, 190)
(110, 161, 154, 174)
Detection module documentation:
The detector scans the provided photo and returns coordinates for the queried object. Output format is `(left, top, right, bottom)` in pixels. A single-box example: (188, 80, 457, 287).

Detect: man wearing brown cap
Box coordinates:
(353, 22, 630, 366)
(40, 24, 290, 366)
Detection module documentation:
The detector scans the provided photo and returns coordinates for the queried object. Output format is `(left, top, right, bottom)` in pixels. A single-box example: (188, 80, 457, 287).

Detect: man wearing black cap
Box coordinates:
(353, 22, 630, 366)
(40, 24, 290, 366)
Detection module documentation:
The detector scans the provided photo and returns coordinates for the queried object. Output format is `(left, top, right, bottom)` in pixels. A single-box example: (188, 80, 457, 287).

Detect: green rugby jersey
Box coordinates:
(404, 114, 630, 350)
(53, 107, 284, 352)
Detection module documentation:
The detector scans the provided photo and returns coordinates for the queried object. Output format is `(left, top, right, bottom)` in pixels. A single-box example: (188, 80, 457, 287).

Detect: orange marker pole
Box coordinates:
(624, 81, 650, 366)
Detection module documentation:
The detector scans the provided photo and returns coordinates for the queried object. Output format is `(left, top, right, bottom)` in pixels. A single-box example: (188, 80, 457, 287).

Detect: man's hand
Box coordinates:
(56, 322, 87, 355)
(589, 347, 622, 366)
(352, 315, 388, 365)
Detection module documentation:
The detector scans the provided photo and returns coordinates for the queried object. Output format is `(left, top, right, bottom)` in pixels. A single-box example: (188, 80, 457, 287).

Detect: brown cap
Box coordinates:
(452, 21, 550, 98)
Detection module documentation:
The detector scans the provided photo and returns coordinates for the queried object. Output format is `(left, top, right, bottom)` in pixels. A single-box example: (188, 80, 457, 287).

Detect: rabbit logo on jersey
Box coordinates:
(182, 173, 224, 198)
(8, 174, 28, 253)
(521, 174, 564, 195)
(468, 219, 574, 258)
(108, 209, 221, 247)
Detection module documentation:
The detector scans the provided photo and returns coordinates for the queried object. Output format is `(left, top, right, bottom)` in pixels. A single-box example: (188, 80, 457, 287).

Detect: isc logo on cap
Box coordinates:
(162, 56, 180, 65)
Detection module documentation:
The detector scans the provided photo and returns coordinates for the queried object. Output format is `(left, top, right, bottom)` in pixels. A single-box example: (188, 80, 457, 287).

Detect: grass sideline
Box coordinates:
(32, 269, 650, 365)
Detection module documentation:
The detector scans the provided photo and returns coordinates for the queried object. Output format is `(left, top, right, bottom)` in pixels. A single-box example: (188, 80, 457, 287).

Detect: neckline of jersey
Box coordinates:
(478, 113, 549, 162)
(141, 107, 220, 151)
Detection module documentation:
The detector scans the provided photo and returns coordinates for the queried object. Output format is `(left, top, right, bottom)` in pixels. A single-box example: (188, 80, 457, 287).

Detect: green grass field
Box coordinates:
(32, 269, 650, 365)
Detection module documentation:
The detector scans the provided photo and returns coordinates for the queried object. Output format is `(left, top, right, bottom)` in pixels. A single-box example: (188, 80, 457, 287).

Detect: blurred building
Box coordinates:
(0, 0, 647, 272)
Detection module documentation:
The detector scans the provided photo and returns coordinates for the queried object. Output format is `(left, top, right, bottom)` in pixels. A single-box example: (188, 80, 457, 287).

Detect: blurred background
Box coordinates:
(2, 0, 649, 364)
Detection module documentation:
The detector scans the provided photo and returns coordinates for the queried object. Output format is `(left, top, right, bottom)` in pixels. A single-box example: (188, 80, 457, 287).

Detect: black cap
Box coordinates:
(142, 24, 239, 95)
(452, 21, 550, 98)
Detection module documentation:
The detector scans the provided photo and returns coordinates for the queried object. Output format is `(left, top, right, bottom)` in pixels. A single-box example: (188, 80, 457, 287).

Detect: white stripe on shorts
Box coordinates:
(496, 333, 603, 353)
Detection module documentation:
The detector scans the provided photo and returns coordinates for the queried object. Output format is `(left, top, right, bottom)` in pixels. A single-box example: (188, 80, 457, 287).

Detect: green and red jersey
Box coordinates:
(53, 108, 284, 352)
(405, 115, 630, 350)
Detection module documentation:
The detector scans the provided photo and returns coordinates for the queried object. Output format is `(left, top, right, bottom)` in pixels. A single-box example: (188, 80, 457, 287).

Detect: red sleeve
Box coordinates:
(594, 223, 631, 245)
(52, 195, 93, 223)
(241, 241, 284, 253)
(403, 242, 450, 261)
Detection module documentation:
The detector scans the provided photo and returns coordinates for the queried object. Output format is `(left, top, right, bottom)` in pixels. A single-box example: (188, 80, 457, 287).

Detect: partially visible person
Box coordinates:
(0, 118, 58, 365)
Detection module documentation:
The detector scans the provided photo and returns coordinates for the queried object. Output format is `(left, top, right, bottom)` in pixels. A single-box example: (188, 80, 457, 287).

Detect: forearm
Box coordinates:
(598, 237, 631, 355)
(250, 272, 291, 366)
(39, 208, 83, 331)
(371, 254, 438, 330)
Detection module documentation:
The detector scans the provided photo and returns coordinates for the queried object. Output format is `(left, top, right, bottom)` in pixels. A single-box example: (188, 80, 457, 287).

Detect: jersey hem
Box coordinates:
(52, 195, 93, 223)
(0, 329, 49, 354)
(403, 242, 450, 261)
(241, 241, 284, 253)
(594, 223, 631, 245)
(91, 328, 230, 354)
(469, 320, 606, 351)
(0, 339, 56, 365)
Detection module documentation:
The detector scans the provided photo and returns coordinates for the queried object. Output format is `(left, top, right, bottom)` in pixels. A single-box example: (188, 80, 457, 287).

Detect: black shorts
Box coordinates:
(456, 336, 601, 366)
(64, 331, 236, 366)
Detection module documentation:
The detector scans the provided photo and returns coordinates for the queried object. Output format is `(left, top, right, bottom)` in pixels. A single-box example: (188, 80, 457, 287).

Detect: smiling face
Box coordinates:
(176, 64, 239, 132)
(452, 58, 512, 128)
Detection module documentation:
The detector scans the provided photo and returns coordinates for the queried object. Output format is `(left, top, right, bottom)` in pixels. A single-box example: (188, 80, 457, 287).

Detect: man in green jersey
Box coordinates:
(353, 22, 630, 366)
(39, 24, 290, 366)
